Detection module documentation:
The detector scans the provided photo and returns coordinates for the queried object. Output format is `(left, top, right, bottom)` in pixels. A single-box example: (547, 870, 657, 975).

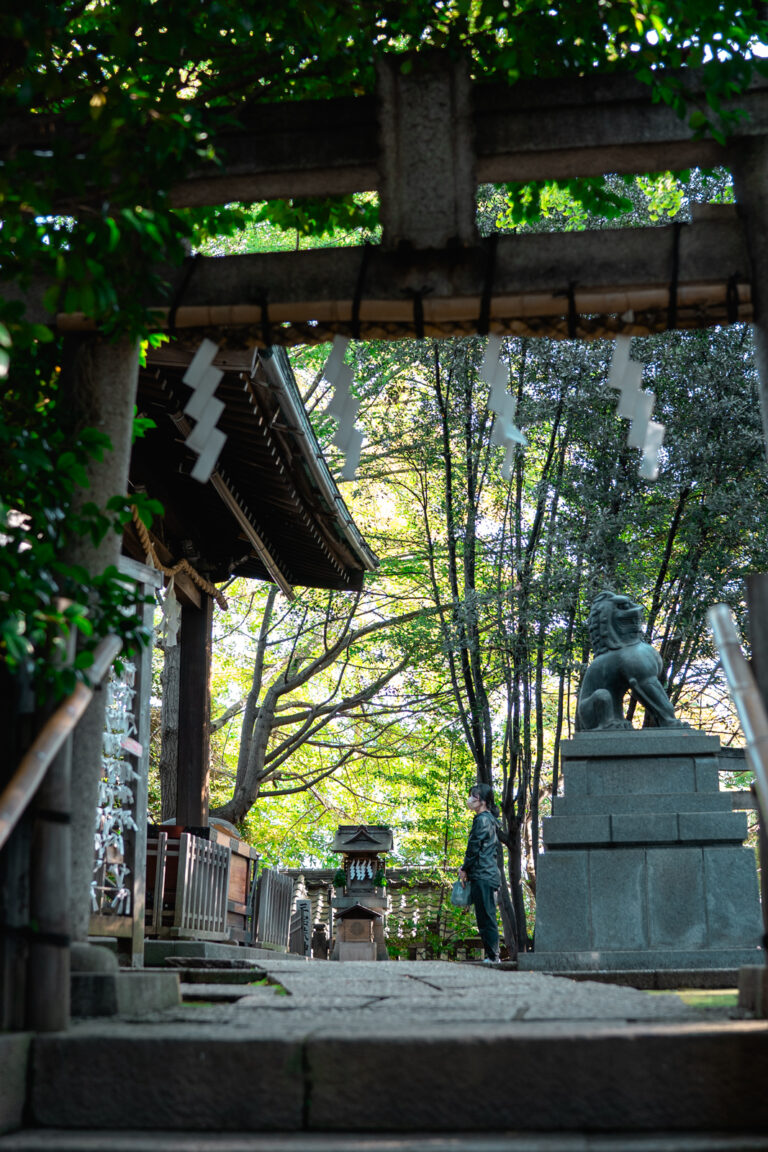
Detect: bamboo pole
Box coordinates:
(707, 605, 768, 826)
(52, 280, 753, 341)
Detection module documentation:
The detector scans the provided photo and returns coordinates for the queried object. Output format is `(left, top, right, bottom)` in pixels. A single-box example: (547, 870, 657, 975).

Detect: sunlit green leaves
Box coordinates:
(254, 194, 380, 241)
(498, 176, 635, 229)
(0, 358, 153, 700)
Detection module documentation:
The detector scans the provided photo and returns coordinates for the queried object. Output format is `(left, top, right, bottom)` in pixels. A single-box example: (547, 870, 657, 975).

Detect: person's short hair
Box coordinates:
(470, 783, 494, 806)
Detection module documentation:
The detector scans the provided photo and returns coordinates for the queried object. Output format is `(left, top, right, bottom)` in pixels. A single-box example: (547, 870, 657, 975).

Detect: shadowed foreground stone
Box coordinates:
(0, 1035, 30, 1136)
(306, 1022, 768, 1132)
(4, 1132, 768, 1150)
(32, 1031, 304, 1131)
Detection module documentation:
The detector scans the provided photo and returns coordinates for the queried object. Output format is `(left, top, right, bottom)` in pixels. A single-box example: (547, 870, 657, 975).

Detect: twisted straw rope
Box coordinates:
(131, 505, 228, 610)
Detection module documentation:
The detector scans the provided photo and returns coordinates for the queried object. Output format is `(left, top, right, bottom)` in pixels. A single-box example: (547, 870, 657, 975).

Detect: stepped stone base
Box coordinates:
(522, 729, 763, 973)
(521, 948, 761, 972)
(548, 967, 744, 988)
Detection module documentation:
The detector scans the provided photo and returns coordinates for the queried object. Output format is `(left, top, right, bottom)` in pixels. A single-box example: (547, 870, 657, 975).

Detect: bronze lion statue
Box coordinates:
(576, 591, 688, 731)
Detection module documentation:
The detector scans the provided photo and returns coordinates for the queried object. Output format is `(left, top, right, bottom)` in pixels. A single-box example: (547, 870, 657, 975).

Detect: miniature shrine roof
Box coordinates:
(330, 825, 394, 853)
(334, 902, 383, 920)
(125, 344, 377, 593)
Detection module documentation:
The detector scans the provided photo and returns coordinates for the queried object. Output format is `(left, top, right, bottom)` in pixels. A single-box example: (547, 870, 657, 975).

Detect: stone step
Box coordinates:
(542, 811, 748, 846)
(561, 731, 721, 757)
(144, 942, 309, 966)
(553, 792, 735, 816)
(24, 1021, 768, 1134)
(3, 1131, 768, 1152)
(71, 970, 180, 1018)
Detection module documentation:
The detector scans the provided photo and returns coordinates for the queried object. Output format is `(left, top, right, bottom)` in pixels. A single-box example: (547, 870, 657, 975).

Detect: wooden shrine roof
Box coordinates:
(125, 344, 377, 593)
(330, 825, 394, 853)
(334, 903, 383, 921)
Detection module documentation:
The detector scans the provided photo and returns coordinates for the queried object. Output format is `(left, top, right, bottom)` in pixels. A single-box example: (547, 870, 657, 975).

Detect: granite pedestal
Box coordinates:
(520, 729, 764, 971)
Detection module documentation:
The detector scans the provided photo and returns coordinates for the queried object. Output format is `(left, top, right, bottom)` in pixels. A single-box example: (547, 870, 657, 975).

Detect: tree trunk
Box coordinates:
(59, 335, 140, 944)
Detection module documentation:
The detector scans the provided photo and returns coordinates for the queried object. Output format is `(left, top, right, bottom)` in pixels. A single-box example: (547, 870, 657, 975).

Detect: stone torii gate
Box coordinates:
(11, 52, 768, 1027)
(50, 56, 768, 414)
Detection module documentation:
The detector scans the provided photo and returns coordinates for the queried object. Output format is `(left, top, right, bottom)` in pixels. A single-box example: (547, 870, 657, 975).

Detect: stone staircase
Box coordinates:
(2, 961, 768, 1150)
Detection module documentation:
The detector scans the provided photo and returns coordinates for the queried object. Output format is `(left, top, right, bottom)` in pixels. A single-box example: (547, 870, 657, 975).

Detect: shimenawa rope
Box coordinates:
(131, 505, 228, 610)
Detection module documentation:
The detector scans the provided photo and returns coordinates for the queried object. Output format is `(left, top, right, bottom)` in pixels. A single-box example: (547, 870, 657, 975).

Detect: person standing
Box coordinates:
(458, 783, 501, 964)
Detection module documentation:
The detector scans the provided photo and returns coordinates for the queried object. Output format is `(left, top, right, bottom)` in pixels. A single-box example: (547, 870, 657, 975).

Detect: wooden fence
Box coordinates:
(251, 867, 294, 951)
(147, 831, 231, 941)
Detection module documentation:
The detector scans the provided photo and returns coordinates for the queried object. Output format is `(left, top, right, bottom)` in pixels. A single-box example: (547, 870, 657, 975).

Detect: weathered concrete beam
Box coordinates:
(39, 210, 748, 345)
(168, 68, 768, 208)
(8, 212, 752, 343)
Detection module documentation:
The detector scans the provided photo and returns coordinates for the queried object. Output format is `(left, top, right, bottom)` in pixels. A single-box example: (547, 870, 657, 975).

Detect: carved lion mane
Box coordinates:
(587, 591, 643, 655)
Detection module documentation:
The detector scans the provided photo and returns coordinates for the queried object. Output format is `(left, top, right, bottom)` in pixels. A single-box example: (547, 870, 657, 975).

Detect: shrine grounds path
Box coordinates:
(3, 960, 768, 1150)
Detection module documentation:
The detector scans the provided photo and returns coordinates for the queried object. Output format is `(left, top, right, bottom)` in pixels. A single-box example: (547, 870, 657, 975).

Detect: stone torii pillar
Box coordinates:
(730, 138, 768, 454)
(59, 336, 140, 956)
(376, 54, 477, 251)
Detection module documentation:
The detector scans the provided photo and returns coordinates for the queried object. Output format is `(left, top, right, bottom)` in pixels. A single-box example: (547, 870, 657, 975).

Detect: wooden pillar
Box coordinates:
(729, 138, 768, 454)
(27, 740, 72, 1030)
(159, 640, 180, 822)
(176, 594, 213, 827)
(0, 668, 33, 1030)
(746, 575, 768, 703)
(728, 141, 768, 951)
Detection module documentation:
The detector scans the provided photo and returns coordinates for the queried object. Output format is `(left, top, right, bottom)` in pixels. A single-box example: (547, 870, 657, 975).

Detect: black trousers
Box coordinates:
(470, 879, 499, 959)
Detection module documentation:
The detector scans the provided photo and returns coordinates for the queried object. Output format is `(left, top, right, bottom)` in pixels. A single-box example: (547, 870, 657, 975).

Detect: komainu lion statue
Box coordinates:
(576, 591, 688, 731)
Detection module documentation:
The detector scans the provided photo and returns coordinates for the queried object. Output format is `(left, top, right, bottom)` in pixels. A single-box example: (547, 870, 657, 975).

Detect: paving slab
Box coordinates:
(179, 983, 271, 1003)
(120, 963, 708, 1029)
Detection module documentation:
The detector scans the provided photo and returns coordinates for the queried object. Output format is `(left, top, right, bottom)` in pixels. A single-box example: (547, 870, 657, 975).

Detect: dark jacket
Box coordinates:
(462, 809, 501, 887)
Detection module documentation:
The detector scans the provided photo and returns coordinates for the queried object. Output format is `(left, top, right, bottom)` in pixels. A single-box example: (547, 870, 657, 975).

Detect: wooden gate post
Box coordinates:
(176, 593, 213, 828)
(27, 739, 72, 1030)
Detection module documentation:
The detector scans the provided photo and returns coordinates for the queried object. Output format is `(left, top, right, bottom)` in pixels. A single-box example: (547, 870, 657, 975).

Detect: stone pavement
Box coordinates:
(159, 959, 707, 1031)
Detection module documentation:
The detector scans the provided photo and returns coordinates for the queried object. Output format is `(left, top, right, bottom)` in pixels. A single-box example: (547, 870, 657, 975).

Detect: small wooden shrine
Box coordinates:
(330, 824, 392, 961)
